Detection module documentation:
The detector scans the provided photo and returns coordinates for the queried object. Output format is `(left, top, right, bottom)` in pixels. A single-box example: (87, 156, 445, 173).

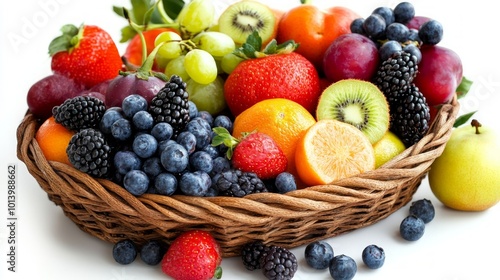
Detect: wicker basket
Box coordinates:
(17, 96, 459, 257)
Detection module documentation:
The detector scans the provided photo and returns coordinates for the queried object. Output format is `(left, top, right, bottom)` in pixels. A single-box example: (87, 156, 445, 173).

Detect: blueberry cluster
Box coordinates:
(241, 241, 298, 280)
(351, 2, 444, 62)
(400, 198, 435, 241)
(112, 239, 167, 266)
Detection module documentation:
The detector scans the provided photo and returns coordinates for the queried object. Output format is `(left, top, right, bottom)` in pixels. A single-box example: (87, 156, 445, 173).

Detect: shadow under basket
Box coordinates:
(17, 96, 459, 257)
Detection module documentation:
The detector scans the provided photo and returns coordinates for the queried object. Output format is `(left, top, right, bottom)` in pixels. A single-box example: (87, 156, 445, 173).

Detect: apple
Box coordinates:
(428, 119, 500, 211)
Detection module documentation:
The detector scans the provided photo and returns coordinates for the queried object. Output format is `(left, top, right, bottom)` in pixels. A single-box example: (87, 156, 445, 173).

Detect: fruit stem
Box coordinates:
(471, 119, 482, 134)
(156, 0, 175, 24)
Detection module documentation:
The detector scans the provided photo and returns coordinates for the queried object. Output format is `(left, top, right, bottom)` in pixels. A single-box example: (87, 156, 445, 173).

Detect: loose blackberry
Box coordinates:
(241, 241, 271, 271)
(373, 51, 418, 101)
(214, 169, 268, 197)
(260, 245, 298, 280)
(52, 95, 106, 131)
(148, 75, 190, 138)
(389, 84, 430, 147)
(67, 128, 112, 178)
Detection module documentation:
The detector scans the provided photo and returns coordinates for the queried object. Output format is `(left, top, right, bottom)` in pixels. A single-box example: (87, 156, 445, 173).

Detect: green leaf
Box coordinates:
(119, 26, 137, 43)
(48, 24, 81, 56)
(454, 111, 477, 128)
(131, 0, 153, 25)
(456, 76, 473, 99)
(162, 0, 185, 20)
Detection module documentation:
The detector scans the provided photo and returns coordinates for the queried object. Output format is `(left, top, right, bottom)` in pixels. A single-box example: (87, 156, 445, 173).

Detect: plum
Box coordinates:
(27, 74, 84, 119)
(105, 74, 165, 108)
(414, 45, 463, 106)
(406, 15, 431, 30)
(323, 33, 379, 82)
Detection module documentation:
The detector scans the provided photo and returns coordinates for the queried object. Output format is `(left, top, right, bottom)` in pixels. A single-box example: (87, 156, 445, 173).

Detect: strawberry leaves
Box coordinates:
(233, 30, 299, 59)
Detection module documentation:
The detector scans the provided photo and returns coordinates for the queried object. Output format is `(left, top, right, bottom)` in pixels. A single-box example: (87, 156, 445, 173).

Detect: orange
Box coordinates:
(277, 5, 360, 70)
(295, 119, 375, 186)
(35, 116, 75, 165)
(232, 98, 316, 185)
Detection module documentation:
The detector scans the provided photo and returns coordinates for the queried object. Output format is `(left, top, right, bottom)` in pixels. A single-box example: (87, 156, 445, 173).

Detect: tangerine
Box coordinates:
(277, 5, 360, 70)
(295, 119, 375, 186)
(232, 98, 316, 185)
(35, 116, 75, 165)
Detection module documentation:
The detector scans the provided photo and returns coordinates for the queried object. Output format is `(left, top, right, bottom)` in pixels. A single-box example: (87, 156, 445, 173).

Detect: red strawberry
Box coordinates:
(161, 230, 222, 280)
(212, 127, 287, 179)
(224, 32, 321, 117)
(49, 24, 123, 89)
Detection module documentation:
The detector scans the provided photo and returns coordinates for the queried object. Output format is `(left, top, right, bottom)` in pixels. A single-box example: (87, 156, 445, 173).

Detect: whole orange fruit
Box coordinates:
(277, 5, 360, 71)
(35, 116, 75, 165)
(232, 98, 316, 187)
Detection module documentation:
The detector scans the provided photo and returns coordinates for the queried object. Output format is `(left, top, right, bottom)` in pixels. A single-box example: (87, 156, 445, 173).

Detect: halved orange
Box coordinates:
(295, 119, 375, 186)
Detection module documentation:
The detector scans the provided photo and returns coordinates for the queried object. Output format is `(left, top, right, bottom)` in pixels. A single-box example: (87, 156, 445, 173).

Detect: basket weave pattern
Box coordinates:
(17, 97, 459, 257)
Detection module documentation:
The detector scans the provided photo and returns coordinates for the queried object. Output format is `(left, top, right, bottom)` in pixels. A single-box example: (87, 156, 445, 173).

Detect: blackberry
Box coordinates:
(389, 84, 430, 147)
(373, 51, 418, 100)
(214, 169, 268, 197)
(241, 241, 271, 271)
(260, 245, 298, 280)
(148, 75, 190, 138)
(52, 96, 106, 131)
(67, 128, 112, 178)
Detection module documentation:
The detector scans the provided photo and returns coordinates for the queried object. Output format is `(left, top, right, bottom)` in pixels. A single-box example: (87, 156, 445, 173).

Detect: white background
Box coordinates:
(1, 0, 500, 279)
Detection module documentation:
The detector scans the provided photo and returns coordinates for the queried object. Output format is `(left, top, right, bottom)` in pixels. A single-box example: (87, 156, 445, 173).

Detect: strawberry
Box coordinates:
(212, 127, 287, 179)
(161, 230, 222, 280)
(49, 24, 123, 89)
(224, 31, 321, 117)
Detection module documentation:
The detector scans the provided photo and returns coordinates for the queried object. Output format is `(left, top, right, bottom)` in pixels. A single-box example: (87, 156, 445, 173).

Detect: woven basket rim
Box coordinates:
(17, 95, 459, 257)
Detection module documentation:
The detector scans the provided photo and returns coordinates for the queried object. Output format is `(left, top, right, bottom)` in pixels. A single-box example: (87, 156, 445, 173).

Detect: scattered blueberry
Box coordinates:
(400, 215, 425, 241)
(409, 198, 435, 223)
(160, 142, 189, 173)
(185, 117, 212, 149)
(140, 240, 167, 266)
(418, 19, 443, 45)
(133, 133, 158, 158)
(112, 239, 137, 265)
(123, 170, 150, 196)
(329, 254, 357, 280)
(179, 171, 211, 196)
(274, 172, 297, 194)
(176, 131, 197, 155)
(142, 157, 163, 178)
(362, 244, 385, 269)
(304, 241, 334, 270)
(154, 172, 177, 196)
(100, 107, 123, 134)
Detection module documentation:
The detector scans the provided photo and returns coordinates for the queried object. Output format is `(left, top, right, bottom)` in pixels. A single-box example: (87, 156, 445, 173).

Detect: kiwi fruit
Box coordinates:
(218, 0, 276, 45)
(316, 79, 390, 144)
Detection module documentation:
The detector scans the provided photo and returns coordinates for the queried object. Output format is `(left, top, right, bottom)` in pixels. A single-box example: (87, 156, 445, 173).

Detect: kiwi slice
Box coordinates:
(218, 0, 276, 45)
(316, 79, 390, 144)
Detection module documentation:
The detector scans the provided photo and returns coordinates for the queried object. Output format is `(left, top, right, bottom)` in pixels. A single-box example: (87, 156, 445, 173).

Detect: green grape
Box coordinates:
(177, 0, 215, 35)
(187, 75, 226, 115)
(155, 31, 183, 60)
(193, 31, 235, 58)
(221, 53, 245, 74)
(165, 55, 190, 82)
(184, 49, 217, 85)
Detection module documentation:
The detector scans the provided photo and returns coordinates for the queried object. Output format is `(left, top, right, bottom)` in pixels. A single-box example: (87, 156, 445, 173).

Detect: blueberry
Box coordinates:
(197, 111, 214, 126)
(213, 115, 233, 133)
(379, 40, 402, 61)
(114, 150, 142, 175)
(151, 122, 174, 141)
(418, 19, 443, 45)
(133, 133, 158, 158)
(201, 144, 219, 159)
(363, 13, 386, 39)
(112, 240, 137, 265)
(400, 215, 425, 241)
(205, 186, 219, 197)
(407, 28, 421, 43)
(142, 157, 163, 178)
(190, 151, 213, 173)
(350, 18, 365, 35)
(179, 171, 211, 196)
(122, 94, 148, 118)
(329, 254, 357, 280)
(362, 244, 385, 269)
(140, 240, 167, 266)
(372, 6, 395, 25)
(176, 131, 197, 155)
(132, 110, 154, 131)
(154, 172, 177, 196)
(386, 22, 409, 42)
(185, 117, 212, 149)
(188, 100, 199, 119)
(111, 118, 133, 141)
(160, 143, 189, 173)
(158, 139, 177, 155)
(100, 108, 123, 134)
(394, 2, 415, 24)
(123, 170, 150, 196)
(210, 156, 231, 177)
(304, 241, 334, 270)
(274, 172, 297, 194)
(403, 44, 422, 64)
(409, 198, 435, 223)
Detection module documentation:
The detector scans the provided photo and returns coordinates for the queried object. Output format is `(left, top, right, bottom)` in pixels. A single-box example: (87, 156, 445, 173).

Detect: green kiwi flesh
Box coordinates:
(218, 0, 275, 45)
(316, 79, 390, 144)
